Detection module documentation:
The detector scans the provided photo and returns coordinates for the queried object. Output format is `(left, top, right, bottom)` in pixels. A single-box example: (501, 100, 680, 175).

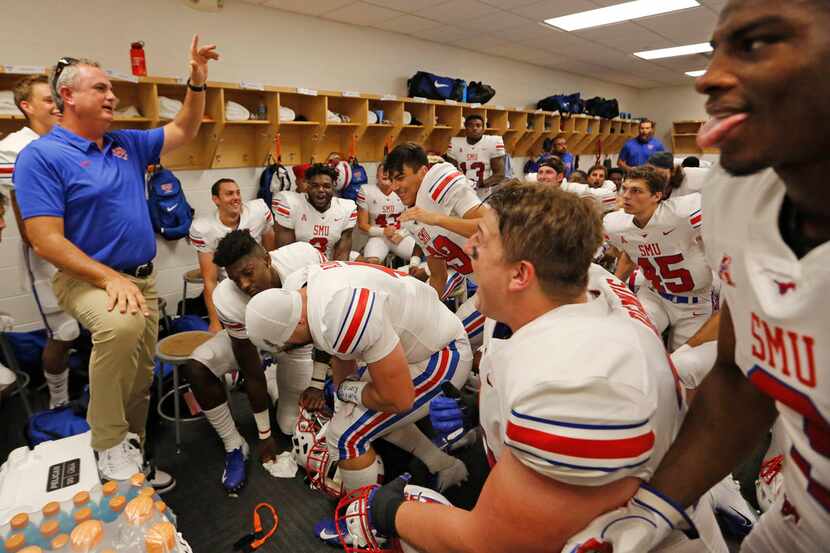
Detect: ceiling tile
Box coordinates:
(479, 0, 539, 7)
(363, 0, 447, 13)
(371, 13, 443, 33)
(510, 0, 597, 20)
(465, 10, 534, 33)
(323, 1, 404, 25)
(637, 8, 718, 44)
(575, 22, 673, 52)
(426, 0, 500, 23)
(260, 0, 355, 16)
(412, 24, 479, 44)
(446, 33, 511, 51)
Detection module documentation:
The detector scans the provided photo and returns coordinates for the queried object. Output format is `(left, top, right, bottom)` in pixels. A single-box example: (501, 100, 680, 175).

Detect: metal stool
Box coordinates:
(155, 330, 213, 453)
(179, 269, 203, 316)
(0, 333, 33, 418)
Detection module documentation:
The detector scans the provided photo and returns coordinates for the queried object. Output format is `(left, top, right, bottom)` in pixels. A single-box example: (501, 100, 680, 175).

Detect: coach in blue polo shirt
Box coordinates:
(618, 118, 665, 171)
(14, 36, 219, 488)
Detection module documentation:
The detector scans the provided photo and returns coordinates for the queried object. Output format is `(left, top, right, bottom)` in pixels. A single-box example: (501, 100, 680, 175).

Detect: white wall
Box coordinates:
(635, 85, 709, 146)
(1, 0, 639, 330)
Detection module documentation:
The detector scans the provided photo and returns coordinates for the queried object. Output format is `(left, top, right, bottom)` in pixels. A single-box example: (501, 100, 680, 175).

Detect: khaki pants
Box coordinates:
(53, 271, 159, 451)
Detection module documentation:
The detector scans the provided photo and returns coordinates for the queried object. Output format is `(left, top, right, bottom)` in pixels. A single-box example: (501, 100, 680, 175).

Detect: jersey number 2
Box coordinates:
(637, 254, 694, 294)
(459, 161, 486, 187)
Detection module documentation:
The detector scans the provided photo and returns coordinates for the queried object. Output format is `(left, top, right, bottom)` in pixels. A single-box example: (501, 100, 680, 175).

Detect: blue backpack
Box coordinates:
(147, 166, 194, 240)
(27, 391, 91, 446)
(258, 159, 296, 217)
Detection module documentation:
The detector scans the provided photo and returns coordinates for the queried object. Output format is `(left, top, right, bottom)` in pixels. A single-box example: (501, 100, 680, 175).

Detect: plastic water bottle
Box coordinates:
(72, 508, 92, 526)
(6, 514, 40, 549)
(99, 496, 126, 524)
(4, 533, 26, 553)
(47, 534, 69, 552)
(153, 501, 174, 525)
(125, 473, 146, 501)
(257, 101, 267, 121)
(70, 492, 91, 521)
(37, 520, 60, 551)
(95, 482, 118, 519)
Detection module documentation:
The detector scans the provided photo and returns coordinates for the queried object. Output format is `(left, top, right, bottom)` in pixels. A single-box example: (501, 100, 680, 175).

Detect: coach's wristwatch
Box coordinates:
(186, 78, 207, 92)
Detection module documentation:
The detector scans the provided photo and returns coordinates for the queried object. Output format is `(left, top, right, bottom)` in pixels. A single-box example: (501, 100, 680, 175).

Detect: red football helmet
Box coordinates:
(305, 436, 385, 499)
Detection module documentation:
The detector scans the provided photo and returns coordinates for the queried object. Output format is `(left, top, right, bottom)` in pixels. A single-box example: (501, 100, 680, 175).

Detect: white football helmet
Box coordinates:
(330, 159, 353, 194)
(291, 408, 327, 467)
(756, 454, 784, 512)
(305, 431, 384, 499)
(335, 484, 451, 553)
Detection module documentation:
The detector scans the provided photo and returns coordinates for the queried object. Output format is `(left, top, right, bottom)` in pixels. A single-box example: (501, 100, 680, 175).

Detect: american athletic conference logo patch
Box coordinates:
(719, 255, 735, 287)
(112, 146, 129, 160)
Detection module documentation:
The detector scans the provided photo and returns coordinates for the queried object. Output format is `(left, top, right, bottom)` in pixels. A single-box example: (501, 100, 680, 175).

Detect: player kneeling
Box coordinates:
(336, 183, 728, 553)
(245, 260, 472, 544)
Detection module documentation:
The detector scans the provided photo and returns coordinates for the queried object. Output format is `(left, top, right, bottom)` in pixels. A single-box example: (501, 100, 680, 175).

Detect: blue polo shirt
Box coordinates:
(618, 137, 665, 167)
(14, 125, 164, 270)
(559, 152, 575, 177)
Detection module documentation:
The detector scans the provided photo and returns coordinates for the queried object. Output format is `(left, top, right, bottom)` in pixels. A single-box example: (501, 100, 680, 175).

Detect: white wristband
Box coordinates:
(368, 226, 384, 237)
(337, 380, 368, 407)
(310, 361, 329, 391)
(253, 409, 271, 440)
(409, 256, 422, 268)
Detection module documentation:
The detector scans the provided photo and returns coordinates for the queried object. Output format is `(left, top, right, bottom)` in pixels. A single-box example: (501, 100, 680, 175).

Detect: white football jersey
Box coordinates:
(356, 184, 405, 230)
(448, 135, 505, 189)
(604, 194, 711, 296)
(704, 165, 830, 540)
(273, 191, 357, 259)
(562, 180, 619, 214)
(213, 242, 325, 339)
(671, 167, 710, 198)
(479, 264, 687, 485)
(284, 261, 464, 365)
(404, 162, 480, 276)
(0, 126, 39, 189)
(189, 199, 273, 254)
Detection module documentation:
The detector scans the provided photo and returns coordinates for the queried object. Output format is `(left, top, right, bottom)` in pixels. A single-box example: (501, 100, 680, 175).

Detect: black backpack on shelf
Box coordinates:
(585, 97, 620, 119)
(466, 81, 496, 104)
(407, 71, 467, 102)
(537, 93, 583, 114)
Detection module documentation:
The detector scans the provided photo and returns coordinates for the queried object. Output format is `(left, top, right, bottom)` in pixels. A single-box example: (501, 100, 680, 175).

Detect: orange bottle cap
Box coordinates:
(5, 533, 25, 552)
(73, 507, 92, 524)
(70, 520, 103, 552)
(130, 472, 146, 487)
(10, 512, 29, 529)
(125, 495, 154, 526)
(19, 547, 43, 553)
(51, 534, 70, 550)
(72, 491, 90, 506)
(40, 519, 60, 537)
(154, 500, 167, 513)
(42, 501, 61, 517)
(145, 521, 176, 553)
(139, 486, 155, 497)
(102, 480, 119, 496)
(109, 495, 127, 512)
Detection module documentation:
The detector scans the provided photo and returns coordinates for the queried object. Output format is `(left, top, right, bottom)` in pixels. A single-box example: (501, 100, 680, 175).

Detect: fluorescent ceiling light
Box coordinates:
(545, 0, 700, 32)
(686, 69, 707, 77)
(634, 42, 713, 59)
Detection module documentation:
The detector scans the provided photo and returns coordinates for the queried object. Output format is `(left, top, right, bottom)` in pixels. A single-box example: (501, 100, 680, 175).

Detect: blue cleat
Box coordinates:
(314, 515, 351, 547)
(222, 441, 250, 494)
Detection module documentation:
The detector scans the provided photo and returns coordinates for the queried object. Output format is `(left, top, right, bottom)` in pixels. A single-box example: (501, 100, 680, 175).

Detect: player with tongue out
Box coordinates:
(564, 1, 830, 552)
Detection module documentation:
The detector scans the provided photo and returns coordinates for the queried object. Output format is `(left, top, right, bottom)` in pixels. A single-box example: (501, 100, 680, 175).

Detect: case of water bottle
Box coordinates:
(0, 433, 186, 552)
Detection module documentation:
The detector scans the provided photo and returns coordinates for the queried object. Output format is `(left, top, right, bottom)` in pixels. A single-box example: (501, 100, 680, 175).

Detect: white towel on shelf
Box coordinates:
(403, 111, 412, 125)
(225, 100, 251, 121)
(327, 110, 342, 123)
(0, 91, 21, 115)
(367, 110, 378, 124)
(279, 105, 296, 122)
(158, 96, 183, 119)
(115, 105, 141, 118)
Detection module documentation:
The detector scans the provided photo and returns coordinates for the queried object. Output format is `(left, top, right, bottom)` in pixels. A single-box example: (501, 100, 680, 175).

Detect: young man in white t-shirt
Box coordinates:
(337, 183, 726, 553)
(188, 178, 275, 333)
(447, 114, 505, 199)
(1, 74, 77, 408)
(273, 163, 357, 260)
(356, 164, 415, 265)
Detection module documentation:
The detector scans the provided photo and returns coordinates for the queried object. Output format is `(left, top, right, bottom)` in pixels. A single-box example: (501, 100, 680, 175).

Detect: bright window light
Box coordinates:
(545, 0, 700, 32)
(686, 69, 707, 77)
(634, 42, 713, 59)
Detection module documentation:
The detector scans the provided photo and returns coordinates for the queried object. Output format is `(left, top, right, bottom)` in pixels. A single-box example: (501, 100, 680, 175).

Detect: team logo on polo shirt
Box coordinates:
(112, 146, 129, 160)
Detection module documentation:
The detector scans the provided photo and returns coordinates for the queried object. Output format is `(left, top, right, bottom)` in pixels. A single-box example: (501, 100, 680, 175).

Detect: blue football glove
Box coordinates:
(430, 395, 465, 442)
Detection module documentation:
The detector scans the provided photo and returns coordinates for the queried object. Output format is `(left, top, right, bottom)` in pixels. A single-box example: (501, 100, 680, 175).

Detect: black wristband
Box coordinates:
(186, 78, 207, 92)
(369, 477, 408, 537)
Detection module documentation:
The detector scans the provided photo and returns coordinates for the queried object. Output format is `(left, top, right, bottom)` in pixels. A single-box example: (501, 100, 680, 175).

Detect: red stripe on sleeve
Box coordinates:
(506, 421, 654, 460)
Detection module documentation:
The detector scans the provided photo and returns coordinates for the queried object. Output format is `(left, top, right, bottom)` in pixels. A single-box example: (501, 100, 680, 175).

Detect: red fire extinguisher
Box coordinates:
(130, 41, 147, 76)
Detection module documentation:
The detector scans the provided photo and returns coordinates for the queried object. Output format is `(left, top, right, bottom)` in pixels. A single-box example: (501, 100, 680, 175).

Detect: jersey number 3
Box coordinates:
(459, 161, 486, 187)
(637, 253, 694, 294)
(309, 237, 329, 256)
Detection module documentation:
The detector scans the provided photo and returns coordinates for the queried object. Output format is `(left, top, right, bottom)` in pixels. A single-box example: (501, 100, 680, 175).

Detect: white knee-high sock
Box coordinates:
(202, 402, 244, 452)
(340, 461, 381, 492)
(383, 425, 456, 473)
(45, 369, 69, 408)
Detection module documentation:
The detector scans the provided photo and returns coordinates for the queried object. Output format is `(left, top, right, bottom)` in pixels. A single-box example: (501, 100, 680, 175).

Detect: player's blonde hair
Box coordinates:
(486, 181, 602, 298)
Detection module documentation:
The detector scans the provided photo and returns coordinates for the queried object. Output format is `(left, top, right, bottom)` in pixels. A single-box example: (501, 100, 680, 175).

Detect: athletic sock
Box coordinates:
(340, 461, 381, 492)
(383, 424, 455, 473)
(202, 402, 244, 452)
(45, 369, 69, 408)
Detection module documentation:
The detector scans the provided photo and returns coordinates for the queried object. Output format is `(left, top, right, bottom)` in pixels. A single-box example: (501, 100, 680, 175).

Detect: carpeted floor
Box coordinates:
(0, 381, 490, 553)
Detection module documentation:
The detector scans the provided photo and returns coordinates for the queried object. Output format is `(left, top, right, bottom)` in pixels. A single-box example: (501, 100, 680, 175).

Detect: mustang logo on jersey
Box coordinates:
(774, 280, 797, 296)
(719, 255, 735, 287)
